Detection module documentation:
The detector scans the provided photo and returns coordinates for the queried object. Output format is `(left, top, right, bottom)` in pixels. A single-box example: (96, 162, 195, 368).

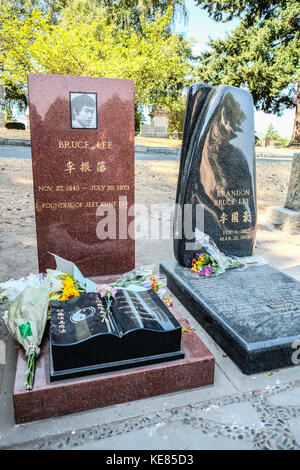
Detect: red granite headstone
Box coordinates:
(28, 74, 135, 277)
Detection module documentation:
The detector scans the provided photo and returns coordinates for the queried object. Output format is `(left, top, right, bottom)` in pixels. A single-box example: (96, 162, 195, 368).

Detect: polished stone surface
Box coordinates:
(13, 308, 214, 424)
(28, 74, 135, 277)
(160, 261, 300, 374)
(174, 84, 257, 266)
(285, 153, 300, 211)
(50, 290, 184, 381)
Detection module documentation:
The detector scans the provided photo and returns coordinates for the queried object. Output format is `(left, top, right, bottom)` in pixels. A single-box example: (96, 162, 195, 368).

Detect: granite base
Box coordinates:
(160, 261, 300, 375)
(265, 205, 300, 232)
(13, 308, 214, 424)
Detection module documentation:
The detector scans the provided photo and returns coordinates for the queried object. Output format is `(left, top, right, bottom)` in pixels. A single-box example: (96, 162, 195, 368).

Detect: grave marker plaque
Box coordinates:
(160, 261, 300, 374)
(28, 74, 135, 277)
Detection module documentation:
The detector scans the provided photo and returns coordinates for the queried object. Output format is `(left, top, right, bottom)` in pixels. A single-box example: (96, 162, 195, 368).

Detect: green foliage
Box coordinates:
(0, 4, 193, 110)
(134, 104, 145, 132)
(167, 94, 186, 134)
(265, 124, 278, 139)
(264, 124, 289, 146)
(194, 0, 300, 115)
(97, 0, 188, 32)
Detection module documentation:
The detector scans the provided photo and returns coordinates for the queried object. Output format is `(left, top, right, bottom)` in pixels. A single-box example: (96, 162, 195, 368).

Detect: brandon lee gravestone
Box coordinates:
(28, 74, 135, 277)
(161, 83, 300, 375)
(173, 83, 257, 266)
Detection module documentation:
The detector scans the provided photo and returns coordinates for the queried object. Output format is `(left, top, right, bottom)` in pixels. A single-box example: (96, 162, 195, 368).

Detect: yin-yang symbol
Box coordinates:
(70, 306, 96, 323)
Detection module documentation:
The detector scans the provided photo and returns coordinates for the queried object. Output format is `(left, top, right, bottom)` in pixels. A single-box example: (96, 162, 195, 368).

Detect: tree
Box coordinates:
(265, 124, 278, 140)
(167, 94, 187, 134)
(264, 124, 289, 146)
(0, 4, 193, 111)
(194, 0, 300, 143)
(94, 0, 188, 32)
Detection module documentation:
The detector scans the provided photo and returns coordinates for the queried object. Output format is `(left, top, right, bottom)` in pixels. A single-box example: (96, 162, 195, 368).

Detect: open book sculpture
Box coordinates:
(50, 290, 184, 381)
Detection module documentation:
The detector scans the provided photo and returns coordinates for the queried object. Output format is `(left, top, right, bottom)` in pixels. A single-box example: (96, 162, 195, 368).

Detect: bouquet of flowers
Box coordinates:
(0, 267, 87, 390)
(48, 272, 86, 302)
(190, 233, 263, 278)
(191, 251, 244, 277)
(110, 268, 153, 290)
(0, 274, 54, 390)
(111, 268, 167, 298)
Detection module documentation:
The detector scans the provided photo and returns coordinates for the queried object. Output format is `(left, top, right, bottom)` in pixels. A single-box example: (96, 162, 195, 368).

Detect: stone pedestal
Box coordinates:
(265, 206, 300, 232)
(285, 153, 300, 212)
(265, 153, 300, 232)
(13, 307, 215, 424)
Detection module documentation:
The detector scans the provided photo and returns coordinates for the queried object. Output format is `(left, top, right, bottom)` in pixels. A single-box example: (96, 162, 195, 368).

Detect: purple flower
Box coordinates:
(199, 266, 212, 277)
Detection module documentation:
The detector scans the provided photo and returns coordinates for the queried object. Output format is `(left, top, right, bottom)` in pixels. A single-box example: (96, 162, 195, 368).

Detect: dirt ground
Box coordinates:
(0, 157, 299, 284)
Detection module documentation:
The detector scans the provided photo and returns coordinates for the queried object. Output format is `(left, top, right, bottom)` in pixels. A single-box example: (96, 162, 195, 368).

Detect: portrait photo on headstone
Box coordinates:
(70, 92, 97, 129)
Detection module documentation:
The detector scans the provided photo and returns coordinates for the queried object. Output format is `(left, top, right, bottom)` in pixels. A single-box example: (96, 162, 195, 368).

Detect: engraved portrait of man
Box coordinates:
(70, 92, 97, 129)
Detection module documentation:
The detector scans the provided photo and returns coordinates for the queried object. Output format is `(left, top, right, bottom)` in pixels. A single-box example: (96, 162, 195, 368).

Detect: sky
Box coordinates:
(174, 0, 296, 139)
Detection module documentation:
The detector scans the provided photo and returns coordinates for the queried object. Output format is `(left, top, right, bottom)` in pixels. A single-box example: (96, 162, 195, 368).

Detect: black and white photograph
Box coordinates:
(70, 92, 97, 129)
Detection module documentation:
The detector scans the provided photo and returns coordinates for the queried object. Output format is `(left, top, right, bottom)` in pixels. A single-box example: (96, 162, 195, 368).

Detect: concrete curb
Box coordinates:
(135, 145, 181, 155)
(0, 138, 31, 147)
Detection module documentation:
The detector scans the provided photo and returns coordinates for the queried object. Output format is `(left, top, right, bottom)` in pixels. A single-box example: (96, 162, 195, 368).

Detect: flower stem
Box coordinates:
(25, 353, 36, 390)
(101, 298, 112, 322)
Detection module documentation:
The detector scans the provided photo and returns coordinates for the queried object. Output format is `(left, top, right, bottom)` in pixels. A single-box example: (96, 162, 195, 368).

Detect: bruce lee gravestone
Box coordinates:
(28, 74, 135, 277)
(161, 83, 300, 374)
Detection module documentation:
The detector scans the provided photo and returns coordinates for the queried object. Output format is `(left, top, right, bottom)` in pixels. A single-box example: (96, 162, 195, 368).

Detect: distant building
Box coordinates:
(140, 107, 169, 138)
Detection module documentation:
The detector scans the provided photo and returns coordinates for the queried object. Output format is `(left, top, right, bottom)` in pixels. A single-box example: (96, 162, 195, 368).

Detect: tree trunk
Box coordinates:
(290, 81, 300, 146)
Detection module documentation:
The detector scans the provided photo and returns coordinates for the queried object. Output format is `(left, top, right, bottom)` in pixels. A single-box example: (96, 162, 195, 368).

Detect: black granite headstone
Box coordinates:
(160, 261, 300, 374)
(174, 84, 257, 266)
(49, 290, 184, 381)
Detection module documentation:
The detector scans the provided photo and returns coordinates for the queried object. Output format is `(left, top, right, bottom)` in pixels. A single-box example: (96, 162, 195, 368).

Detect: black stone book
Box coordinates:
(49, 290, 184, 381)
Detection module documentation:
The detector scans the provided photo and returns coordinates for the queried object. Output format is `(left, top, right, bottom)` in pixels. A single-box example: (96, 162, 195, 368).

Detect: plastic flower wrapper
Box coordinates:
(2, 280, 49, 390)
(111, 267, 154, 291)
(111, 267, 168, 299)
(0, 273, 47, 303)
(190, 230, 264, 278)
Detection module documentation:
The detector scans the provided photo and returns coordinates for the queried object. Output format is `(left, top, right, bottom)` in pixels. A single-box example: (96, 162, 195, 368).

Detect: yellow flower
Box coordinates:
(62, 277, 75, 288)
(58, 286, 80, 300)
